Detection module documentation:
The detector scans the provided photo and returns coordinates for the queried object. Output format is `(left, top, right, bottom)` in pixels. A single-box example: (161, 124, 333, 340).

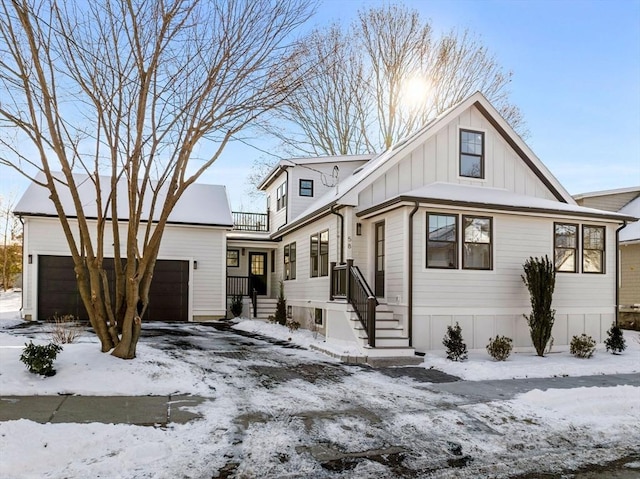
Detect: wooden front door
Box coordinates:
(249, 252, 268, 295)
(375, 221, 385, 298)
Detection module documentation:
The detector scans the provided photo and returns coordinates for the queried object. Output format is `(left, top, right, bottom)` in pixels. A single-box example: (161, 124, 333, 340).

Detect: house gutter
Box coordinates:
(615, 221, 627, 326)
(408, 201, 419, 347)
(330, 205, 345, 264)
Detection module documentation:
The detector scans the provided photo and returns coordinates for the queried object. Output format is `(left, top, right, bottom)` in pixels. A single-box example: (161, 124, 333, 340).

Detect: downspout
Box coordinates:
(330, 205, 345, 264)
(408, 201, 420, 347)
(285, 168, 289, 225)
(615, 221, 627, 326)
(18, 216, 24, 317)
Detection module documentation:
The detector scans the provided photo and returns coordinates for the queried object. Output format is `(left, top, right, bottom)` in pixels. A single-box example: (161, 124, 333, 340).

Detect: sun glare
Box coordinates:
(400, 75, 430, 111)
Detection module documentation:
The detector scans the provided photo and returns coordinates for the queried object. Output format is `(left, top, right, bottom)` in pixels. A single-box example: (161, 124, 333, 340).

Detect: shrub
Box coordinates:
(267, 315, 277, 324)
(20, 341, 63, 377)
(604, 324, 626, 354)
(286, 319, 300, 332)
(570, 334, 596, 359)
(522, 256, 556, 357)
(274, 280, 287, 326)
(230, 295, 243, 318)
(49, 313, 82, 344)
(486, 335, 513, 361)
(443, 322, 468, 361)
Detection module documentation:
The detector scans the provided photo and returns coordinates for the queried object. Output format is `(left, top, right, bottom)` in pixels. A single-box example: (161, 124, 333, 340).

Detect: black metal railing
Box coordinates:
(232, 211, 269, 232)
(227, 276, 258, 318)
(330, 259, 377, 347)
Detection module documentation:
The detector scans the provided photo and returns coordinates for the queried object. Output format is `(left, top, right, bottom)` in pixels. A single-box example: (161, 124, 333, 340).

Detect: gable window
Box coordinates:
(299, 179, 314, 197)
(310, 230, 329, 277)
(460, 129, 484, 179)
(276, 182, 287, 211)
(462, 216, 492, 270)
(284, 242, 296, 280)
(427, 214, 458, 269)
(226, 249, 239, 267)
(583, 225, 605, 273)
(554, 223, 578, 272)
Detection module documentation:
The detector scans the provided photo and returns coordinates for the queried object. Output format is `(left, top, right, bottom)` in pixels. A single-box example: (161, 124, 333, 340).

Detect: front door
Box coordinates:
(375, 221, 385, 298)
(249, 252, 268, 295)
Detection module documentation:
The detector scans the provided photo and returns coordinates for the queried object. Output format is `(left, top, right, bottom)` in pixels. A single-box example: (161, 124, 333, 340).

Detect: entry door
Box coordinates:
(374, 221, 385, 298)
(249, 252, 268, 295)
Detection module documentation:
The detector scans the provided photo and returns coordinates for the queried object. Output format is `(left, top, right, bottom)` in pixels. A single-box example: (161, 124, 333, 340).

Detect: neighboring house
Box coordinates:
(574, 187, 640, 327)
(15, 172, 234, 323)
(15, 92, 638, 363)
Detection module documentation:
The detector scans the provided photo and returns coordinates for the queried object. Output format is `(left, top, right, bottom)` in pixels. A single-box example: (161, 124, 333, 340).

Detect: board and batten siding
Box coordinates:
(22, 217, 227, 321)
(358, 105, 558, 210)
(276, 215, 339, 307)
(620, 244, 640, 306)
(404, 207, 617, 352)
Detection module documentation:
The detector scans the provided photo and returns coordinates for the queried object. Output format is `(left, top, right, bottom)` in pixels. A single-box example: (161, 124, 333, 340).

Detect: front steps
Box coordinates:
(350, 305, 412, 351)
(251, 297, 278, 321)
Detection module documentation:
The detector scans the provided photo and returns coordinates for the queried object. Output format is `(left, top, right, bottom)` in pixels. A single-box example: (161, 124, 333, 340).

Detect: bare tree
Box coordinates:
(0, 195, 21, 290)
(0, 0, 314, 358)
(260, 4, 526, 160)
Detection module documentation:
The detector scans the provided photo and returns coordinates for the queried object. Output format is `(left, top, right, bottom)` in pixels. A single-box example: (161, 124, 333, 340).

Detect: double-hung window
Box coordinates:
(284, 242, 296, 280)
(226, 249, 239, 267)
(582, 225, 605, 273)
(427, 214, 458, 269)
(276, 182, 287, 211)
(299, 179, 313, 197)
(310, 230, 329, 277)
(462, 216, 492, 270)
(554, 223, 578, 272)
(460, 129, 484, 179)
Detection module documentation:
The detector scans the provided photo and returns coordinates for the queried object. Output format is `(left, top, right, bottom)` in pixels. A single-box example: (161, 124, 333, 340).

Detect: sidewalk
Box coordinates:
(2, 373, 638, 426)
(0, 395, 205, 426)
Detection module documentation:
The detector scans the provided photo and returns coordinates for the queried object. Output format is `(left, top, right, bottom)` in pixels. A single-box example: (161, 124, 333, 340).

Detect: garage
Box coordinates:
(37, 255, 189, 322)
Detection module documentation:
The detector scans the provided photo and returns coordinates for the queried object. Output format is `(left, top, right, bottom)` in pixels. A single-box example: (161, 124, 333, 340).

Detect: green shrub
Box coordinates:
(230, 295, 243, 317)
(522, 256, 556, 357)
(274, 280, 287, 326)
(486, 335, 513, 361)
(20, 341, 63, 377)
(286, 319, 300, 332)
(570, 334, 596, 359)
(604, 324, 626, 354)
(443, 322, 467, 361)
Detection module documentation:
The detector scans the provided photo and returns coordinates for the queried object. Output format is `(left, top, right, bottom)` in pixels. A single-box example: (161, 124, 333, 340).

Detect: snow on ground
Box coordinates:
(1, 291, 639, 478)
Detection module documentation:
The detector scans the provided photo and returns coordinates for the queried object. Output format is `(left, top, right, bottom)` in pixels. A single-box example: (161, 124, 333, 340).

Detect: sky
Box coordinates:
(1, 0, 639, 212)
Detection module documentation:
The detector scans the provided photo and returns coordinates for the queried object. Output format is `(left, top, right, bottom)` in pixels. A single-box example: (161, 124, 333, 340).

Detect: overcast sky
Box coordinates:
(1, 0, 639, 211)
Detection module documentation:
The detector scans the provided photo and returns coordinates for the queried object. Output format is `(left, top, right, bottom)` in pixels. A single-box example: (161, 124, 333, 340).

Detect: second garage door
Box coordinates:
(37, 255, 189, 322)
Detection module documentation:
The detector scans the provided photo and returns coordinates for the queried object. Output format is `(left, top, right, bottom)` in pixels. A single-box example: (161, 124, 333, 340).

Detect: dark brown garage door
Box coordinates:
(38, 256, 189, 322)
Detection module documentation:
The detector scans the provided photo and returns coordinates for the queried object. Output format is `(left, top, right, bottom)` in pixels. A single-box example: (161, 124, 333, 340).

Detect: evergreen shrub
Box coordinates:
(604, 324, 626, 354)
(522, 256, 556, 357)
(20, 341, 63, 377)
(443, 322, 468, 361)
(486, 335, 513, 361)
(570, 334, 596, 359)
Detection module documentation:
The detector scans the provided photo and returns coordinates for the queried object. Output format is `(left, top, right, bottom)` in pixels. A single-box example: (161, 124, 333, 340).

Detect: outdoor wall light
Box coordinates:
(193, 260, 198, 270)
(28, 254, 32, 264)
(356, 223, 362, 236)
(241, 248, 246, 255)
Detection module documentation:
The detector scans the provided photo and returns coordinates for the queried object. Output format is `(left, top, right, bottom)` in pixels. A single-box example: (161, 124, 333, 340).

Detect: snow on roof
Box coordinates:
(618, 196, 640, 243)
(573, 185, 640, 200)
(14, 172, 233, 227)
(395, 183, 636, 221)
(257, 154, 375, 190)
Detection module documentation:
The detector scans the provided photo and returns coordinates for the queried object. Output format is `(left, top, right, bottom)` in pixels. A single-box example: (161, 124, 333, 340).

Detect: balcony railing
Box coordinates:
(232, 211, 269, 232)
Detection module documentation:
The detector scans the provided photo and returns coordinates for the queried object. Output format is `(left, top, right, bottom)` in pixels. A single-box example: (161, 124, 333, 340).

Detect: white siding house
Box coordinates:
(16, 173, 233, 322)
(263, 92, 637, 359)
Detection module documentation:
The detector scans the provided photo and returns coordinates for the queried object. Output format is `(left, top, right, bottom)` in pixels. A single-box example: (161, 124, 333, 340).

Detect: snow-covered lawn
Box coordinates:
(1, 289, 639, 478)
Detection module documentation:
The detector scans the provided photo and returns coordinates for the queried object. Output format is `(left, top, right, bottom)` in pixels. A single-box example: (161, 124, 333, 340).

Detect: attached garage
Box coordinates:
(37, 255, 189, 322)
(15, 172, 234, 323)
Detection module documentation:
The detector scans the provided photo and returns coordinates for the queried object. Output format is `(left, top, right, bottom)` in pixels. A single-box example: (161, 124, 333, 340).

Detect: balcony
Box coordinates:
(232, 211, 269, 232)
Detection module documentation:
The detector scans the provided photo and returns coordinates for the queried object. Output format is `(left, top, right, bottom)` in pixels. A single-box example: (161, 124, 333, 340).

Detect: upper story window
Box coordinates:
(226, 249, 239, 267)
(462, 216, 492, 270)
(427, 214, 458, 269)
(583, 225, 605, 273)
(299, 179, 314, 197)
(310, 230, 329, 277)
(276, 182, 287, 211)
(284, 242, 296, 280)
(460, 129, 484, 179)
(554, 223, 578, 272)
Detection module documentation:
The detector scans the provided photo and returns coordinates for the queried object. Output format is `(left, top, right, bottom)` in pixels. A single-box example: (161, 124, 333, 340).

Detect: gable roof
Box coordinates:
(14, 172, 234, 227)
(257, 154, 375, 191)
(271, 91, 582, 238)
(573, 186, 640, 201)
